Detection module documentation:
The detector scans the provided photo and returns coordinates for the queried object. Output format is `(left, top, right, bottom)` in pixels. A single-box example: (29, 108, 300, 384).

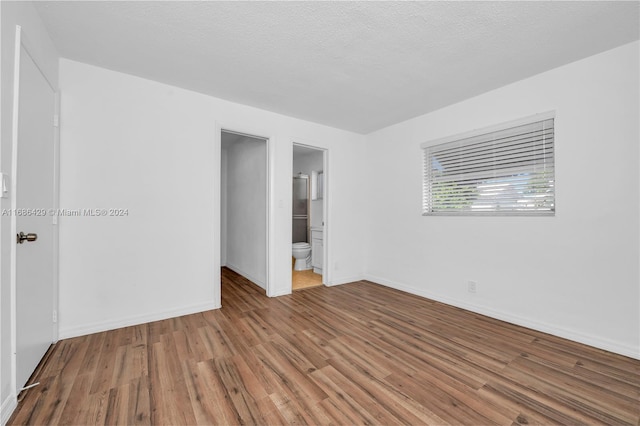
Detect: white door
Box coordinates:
(13, 32, 56, 391)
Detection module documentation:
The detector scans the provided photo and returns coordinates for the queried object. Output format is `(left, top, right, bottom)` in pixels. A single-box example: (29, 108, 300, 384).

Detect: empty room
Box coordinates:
(1, 1, 639, 425)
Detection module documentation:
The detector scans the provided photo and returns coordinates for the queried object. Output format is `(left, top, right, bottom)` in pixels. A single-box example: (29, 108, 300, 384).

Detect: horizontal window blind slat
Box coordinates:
(430, 167, 555, 184)
(434, 153, 554, 176)
(429, 189, 555, 198)
(427, 168, 555, 179)
(428, 119, 554, 153)
(431, 193, 553, 204)
(434, 140, 554, 167)
(430, 175, 555, 185)
(432, 131, 554, 161)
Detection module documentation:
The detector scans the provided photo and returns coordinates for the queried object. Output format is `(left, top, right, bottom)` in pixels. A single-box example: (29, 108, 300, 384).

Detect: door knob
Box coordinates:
(17, 232, 37, 244)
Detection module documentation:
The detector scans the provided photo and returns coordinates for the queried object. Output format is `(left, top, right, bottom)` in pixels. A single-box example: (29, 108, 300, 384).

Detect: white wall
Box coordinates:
(58, 61, 218, 339)
(58, 58, 366, 338)
(293, 149, 324, 229)
(364, 41, 640, 359)
(0, 2, 59, 422)
(223, 136, 267, 288)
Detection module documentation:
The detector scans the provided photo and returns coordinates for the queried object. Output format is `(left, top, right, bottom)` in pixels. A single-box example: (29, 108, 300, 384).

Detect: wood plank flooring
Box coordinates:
(9, 268, 640, 425)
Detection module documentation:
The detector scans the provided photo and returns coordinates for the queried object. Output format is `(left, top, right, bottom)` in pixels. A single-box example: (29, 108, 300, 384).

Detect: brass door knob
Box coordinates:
(17, 232, 37, 244)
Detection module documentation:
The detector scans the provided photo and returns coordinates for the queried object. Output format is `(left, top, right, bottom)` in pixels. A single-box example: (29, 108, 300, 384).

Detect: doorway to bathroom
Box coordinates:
(221, 130, 269, 293)
(292, 144, 327, 290)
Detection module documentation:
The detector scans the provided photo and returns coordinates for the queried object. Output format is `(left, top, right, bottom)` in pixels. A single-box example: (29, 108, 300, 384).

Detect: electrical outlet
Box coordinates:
(467, 281, 477, 293)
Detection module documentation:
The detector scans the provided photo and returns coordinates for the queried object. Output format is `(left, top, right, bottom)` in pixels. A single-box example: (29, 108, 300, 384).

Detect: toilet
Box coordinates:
(292, 242, 312, 271)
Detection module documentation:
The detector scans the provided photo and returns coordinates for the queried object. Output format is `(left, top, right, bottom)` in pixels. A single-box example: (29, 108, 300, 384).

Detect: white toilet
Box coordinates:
(292, 242, 312, 271)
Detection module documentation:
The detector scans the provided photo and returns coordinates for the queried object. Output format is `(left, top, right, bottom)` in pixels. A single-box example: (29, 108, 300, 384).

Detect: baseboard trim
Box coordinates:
(327, 275, 365, 287)
(1, 393, 17, 426)
(58, 300, 219, 340)
(225, 263, 266, 289)
(364, 274, 639, 360)
(269, 289, 292, 297)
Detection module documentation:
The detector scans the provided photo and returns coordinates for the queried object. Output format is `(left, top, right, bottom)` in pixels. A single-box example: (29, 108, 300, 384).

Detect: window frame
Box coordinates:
(421, 111, 556, 217)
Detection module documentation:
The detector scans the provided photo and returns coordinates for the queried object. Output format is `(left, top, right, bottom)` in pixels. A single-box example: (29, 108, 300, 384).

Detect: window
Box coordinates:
(422, 112, 555, 216)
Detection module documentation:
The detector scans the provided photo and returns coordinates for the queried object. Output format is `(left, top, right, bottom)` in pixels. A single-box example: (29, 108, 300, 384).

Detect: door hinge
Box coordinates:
(53, 115, 59, 128)
(52, 310, 57, 323)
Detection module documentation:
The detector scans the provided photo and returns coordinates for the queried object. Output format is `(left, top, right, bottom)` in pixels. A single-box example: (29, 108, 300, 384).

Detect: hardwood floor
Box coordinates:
(9, 268, 640, 425)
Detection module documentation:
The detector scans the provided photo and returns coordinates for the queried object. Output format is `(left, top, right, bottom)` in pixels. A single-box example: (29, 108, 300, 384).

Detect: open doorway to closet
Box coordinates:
(292, 144, 326, 290)
(221, 130, 269, 293)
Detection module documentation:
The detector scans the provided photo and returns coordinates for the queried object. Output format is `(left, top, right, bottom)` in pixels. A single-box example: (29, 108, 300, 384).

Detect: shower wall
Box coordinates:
(292, 149, 324, 229)
(292, 176, 309, 242)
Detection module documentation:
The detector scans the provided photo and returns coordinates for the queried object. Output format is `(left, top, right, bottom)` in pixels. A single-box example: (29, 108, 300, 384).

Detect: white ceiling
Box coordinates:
(34, 1, 639, 134)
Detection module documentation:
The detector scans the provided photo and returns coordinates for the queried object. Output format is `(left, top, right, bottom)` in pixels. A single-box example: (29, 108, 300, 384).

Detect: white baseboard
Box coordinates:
(225, 263, 266, 289)
(364, 274, 639, 360)
(58, 300, 219, 340)
(1, 393, 17, 426)
(269, 289, 292, 297)
(327, 275, 365, 287)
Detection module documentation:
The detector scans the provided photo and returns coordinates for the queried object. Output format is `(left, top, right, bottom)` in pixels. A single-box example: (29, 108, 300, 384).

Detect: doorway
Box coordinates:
(292, 144, 326, 290)
(220, 130, 269, 293)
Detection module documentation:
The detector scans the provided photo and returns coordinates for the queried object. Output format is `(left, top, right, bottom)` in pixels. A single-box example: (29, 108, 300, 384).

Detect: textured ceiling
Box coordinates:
(34, 1, 639, 134)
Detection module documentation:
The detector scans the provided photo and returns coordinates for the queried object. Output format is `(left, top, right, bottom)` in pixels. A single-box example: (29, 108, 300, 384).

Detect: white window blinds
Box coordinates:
(422, 112, 555, 216)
